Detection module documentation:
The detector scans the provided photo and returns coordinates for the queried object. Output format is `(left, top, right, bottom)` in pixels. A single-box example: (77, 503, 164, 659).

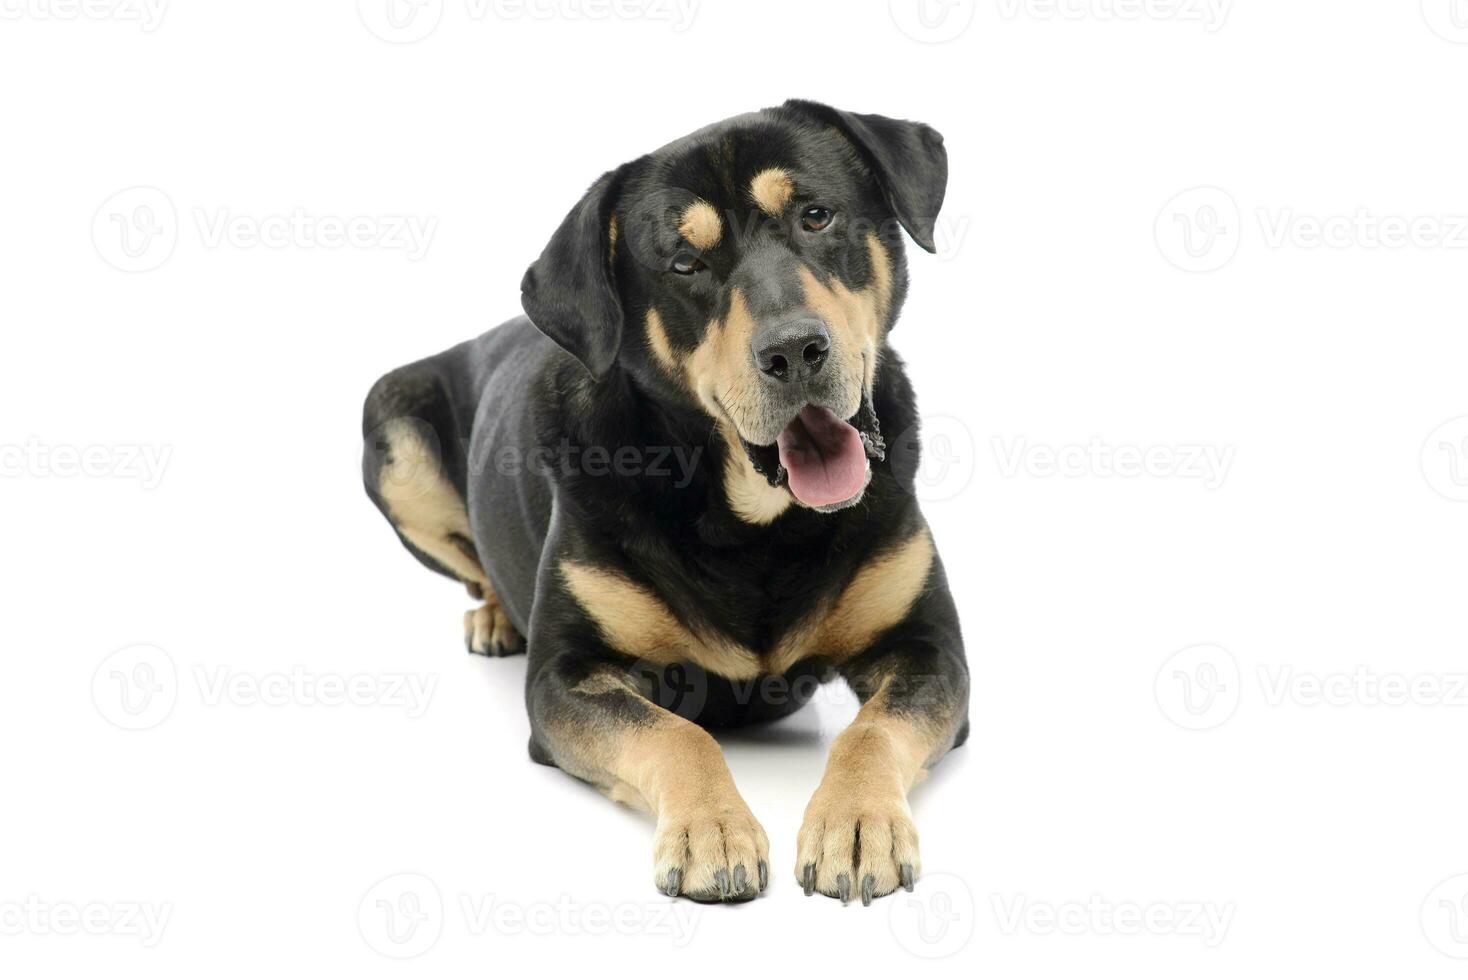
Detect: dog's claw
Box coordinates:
(758, 860, 768, 892)
(802, 863, 816, 896)
(715, 868, 731, 900)
(733, 865, 747, 896)
(663, 868, 682, 897)
(861, 874, 876, 906)
(900, 864, 915, 892)
(837, 872, 851, 904)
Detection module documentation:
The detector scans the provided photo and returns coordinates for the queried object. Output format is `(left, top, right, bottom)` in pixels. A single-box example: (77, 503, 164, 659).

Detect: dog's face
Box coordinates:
(522, 101, 947, 512)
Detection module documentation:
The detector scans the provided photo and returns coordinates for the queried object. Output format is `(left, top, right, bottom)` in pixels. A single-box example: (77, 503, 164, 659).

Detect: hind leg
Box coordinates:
(364, 401, 525, 656)
(463, 598, 522, 657)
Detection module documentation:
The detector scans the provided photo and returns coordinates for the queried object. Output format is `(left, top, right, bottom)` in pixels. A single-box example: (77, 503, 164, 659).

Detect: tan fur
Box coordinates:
(670, 234, 894, 454)
(678, 199, 723, 251)
(608, 211, 618, 262)
(796, 233, 894, 397)
(377, 419, 488, 590)
(464, 598, 520, 654)
(749, 167, 795, 216)
(559, 560, 763, 679)
(645, 309, 678, 375)
(719, 421, 793, 524)
(378, 419, 524, 651)
(684, 287, 761, 429)
(795, 678, 959, 901)
(559, 528, 933, 679)
(539, 671, 769, 899)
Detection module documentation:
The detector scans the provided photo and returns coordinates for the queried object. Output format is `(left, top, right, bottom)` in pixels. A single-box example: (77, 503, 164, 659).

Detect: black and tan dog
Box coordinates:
(362, 100, 969, 905)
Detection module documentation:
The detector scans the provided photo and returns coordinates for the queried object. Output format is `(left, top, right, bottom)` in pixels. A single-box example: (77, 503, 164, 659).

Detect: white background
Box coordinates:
(4, 0, 1468, 975)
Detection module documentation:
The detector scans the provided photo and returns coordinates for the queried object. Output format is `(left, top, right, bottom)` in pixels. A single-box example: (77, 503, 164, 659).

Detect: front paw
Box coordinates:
(653, 800, 769, 903)
(795, 784, 920, 905)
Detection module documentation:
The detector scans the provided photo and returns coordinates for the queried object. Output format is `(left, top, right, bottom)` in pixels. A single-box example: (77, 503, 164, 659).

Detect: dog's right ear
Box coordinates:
(521, 168, 624, 379)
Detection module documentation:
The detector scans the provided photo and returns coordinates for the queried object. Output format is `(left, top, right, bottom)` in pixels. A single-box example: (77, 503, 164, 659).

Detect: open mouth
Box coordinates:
(742, 398, 885, 511)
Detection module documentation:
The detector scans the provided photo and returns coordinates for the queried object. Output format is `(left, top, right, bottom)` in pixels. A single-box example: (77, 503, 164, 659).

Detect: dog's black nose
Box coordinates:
(752, 318, 829, 383)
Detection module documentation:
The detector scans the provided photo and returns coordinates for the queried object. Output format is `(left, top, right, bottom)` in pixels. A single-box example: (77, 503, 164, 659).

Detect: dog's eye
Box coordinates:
(801, 206, 835, 232)
(671, 253, 706, 276)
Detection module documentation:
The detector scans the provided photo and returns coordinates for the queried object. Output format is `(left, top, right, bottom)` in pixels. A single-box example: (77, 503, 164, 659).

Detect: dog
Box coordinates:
(362, 100, 969, 905)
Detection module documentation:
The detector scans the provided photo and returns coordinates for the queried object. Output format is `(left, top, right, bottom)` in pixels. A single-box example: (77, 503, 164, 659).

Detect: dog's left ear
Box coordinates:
(521, 168, 624, 378)
(783, 99, 948, 253)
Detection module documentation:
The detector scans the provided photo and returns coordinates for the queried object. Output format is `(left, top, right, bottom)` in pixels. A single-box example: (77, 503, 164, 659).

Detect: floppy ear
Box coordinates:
(521, 168, 624, 378)
(783, 99, 948, 253)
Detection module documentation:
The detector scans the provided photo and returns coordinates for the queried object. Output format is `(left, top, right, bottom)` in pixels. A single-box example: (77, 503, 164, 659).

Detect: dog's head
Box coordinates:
(521, 100, 947, 512)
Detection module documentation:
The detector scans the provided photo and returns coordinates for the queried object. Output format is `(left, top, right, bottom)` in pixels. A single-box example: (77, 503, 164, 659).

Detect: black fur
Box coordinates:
(363, 99, 968, 810)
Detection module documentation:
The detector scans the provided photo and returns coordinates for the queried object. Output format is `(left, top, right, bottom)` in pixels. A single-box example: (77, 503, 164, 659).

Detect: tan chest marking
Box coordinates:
(559, 529, 934, 680)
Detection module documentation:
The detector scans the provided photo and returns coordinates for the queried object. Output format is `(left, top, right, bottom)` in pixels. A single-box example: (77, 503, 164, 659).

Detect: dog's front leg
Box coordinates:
(528, 655, 769, 902)
(796, 641, 969, 905)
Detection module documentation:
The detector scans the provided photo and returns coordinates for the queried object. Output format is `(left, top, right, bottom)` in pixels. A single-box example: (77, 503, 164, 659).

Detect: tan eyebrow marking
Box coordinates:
(750, 168, 795, 216)
(645, 309, 678, 374)
(678, 200, 722, 250)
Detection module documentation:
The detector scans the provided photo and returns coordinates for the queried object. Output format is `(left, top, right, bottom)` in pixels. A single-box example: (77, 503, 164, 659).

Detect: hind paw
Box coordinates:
(464, 600, 523, 657)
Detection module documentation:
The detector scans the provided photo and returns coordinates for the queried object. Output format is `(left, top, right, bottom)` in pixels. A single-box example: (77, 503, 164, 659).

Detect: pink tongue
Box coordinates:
(776, 406, 868, 507)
